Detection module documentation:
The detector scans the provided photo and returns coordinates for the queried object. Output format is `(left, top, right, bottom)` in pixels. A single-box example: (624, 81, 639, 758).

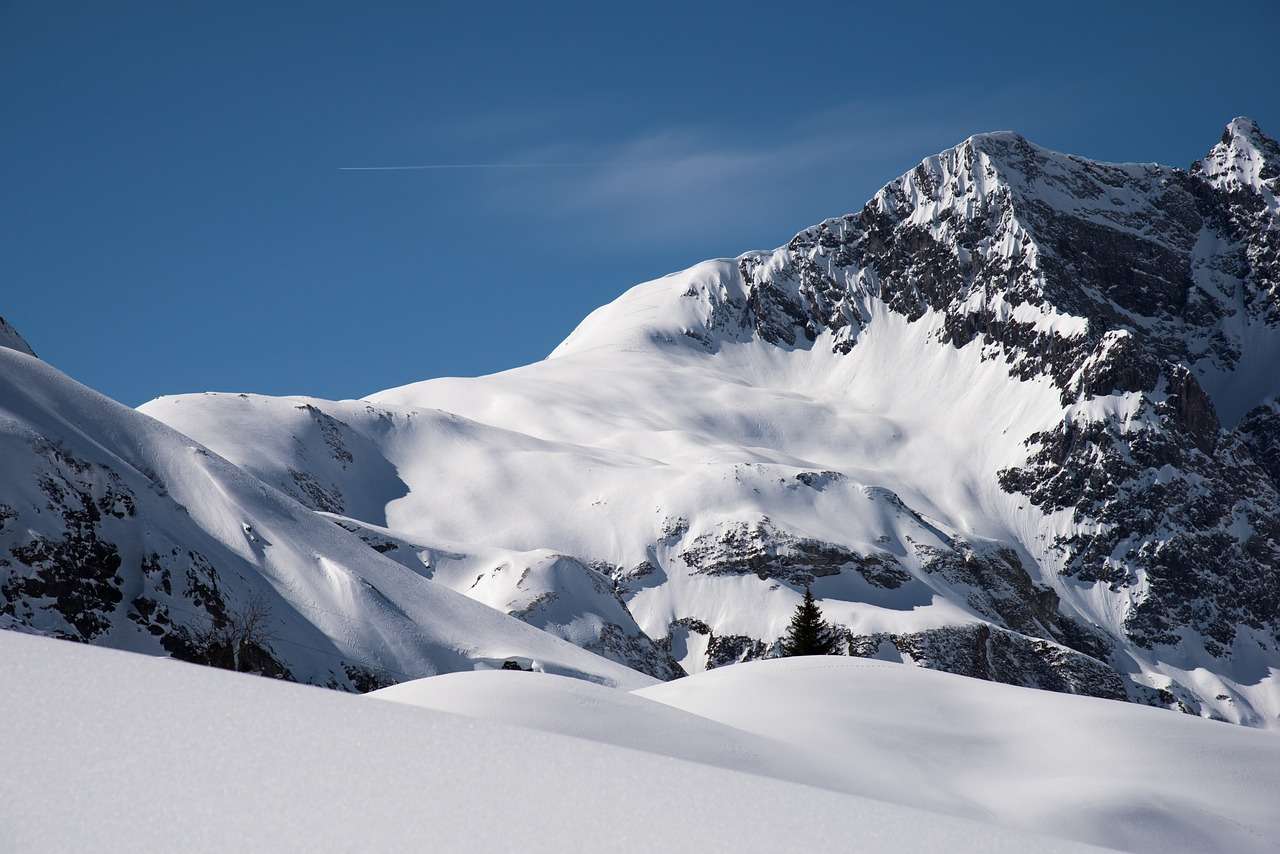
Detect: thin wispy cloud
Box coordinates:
(339, 163, 587, 171)
(342, 86, 1066, 251)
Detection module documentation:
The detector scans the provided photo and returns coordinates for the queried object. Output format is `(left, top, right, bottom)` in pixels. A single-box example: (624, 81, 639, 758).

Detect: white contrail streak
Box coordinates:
(338, 163, 585, 171)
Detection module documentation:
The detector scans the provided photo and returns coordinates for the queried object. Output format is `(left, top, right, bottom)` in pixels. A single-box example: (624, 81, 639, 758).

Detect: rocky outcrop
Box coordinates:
(848, 624, 1128, 702)
(679, 518, 911, 589)
(1237, 401, 1280, 489)
(0, 436, 294, 678)
(997, 385, 1280, 656)
(915, 542, 1113, 662)
(659, 617, 772, 672)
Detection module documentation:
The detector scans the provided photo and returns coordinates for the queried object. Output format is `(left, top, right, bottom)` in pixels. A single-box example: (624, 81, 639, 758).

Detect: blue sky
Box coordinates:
(4, 1, 1278, 405)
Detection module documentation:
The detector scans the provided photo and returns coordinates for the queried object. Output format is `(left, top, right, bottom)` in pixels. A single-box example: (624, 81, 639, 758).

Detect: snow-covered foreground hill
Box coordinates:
(141, 116, 1280, 727)
(6, 631, 1277, 854)
(378, 657, 1280, 854)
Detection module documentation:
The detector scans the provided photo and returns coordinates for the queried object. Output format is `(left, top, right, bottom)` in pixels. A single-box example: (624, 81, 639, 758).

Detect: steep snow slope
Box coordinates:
(141, 391, 689, 679)
(141, 117, 1280, 725)
(143, 324, 1109, 687)
(0, 632, 1109, 854)
(0, 347, 652, 690)
(375, 656, 1280, 854)
(323, 513, 684, 678)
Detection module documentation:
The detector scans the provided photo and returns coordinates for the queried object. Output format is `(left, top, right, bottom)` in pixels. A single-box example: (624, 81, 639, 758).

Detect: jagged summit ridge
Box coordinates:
(556, 118, 1278, 411)
(1196, 116, 1280, 205)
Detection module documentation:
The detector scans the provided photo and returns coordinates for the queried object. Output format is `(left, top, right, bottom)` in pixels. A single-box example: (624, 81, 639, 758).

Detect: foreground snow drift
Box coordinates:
(1, 632, 1108, 854)
(377, 656, 1280, 854)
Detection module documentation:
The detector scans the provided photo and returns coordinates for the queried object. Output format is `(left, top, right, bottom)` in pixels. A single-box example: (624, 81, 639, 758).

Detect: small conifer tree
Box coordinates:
(780, 585, 839, 656)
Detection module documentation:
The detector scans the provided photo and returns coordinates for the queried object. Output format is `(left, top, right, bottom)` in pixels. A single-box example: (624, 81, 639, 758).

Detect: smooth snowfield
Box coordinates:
(378, 656, 1280, 854)
(0, 632, 1109, 854)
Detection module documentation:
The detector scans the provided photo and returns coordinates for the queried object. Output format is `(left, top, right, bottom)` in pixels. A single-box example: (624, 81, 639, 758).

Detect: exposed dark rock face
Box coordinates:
(660, 616, 772, 671)
(332, 519, 408, 558)
(680, 518, 852, 583)
(663, 614, 1126, 703)
(847, 624, 1128, 702)
(289, 468, 346, 514)
(915, 543, 1112, 663)
(589, 622, 686, 681)
(997, 388, 1280, 656)
(679, 517, 910, 589)
(706, 633, 772, 669)
(794, 470, 844, 491)
(342, 664, 397, 692)
(1237, 401, 1280, 489)
(2, 440, 133, 640)
(295, 404, 355, 466)
(0, 437, 298, 687)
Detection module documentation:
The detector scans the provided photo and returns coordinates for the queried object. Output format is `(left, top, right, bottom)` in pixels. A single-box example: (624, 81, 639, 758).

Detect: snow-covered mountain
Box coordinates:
(133, 117, 1280, 727)
(2, 117, 1277, 729)
(0, 344, 653, 690)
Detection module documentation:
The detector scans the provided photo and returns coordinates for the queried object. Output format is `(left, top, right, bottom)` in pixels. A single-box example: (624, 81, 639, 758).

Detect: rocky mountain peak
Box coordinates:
(1195, 116, 1279, 206)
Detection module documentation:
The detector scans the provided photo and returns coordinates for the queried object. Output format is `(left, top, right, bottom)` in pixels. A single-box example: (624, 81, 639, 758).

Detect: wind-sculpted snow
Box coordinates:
(369, 655, 1280, 854)
(134, 117, 1280, 727)
(4, 632, 1123, 854)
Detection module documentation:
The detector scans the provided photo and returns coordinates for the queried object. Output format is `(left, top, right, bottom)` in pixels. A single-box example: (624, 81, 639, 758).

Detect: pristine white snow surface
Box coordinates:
(377, 656, 1280, 854)
(1, 631, 1122, 854)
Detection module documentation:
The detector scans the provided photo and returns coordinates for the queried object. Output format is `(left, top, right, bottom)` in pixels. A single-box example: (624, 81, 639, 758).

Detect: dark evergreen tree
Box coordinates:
(780, 586, 839, 656)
